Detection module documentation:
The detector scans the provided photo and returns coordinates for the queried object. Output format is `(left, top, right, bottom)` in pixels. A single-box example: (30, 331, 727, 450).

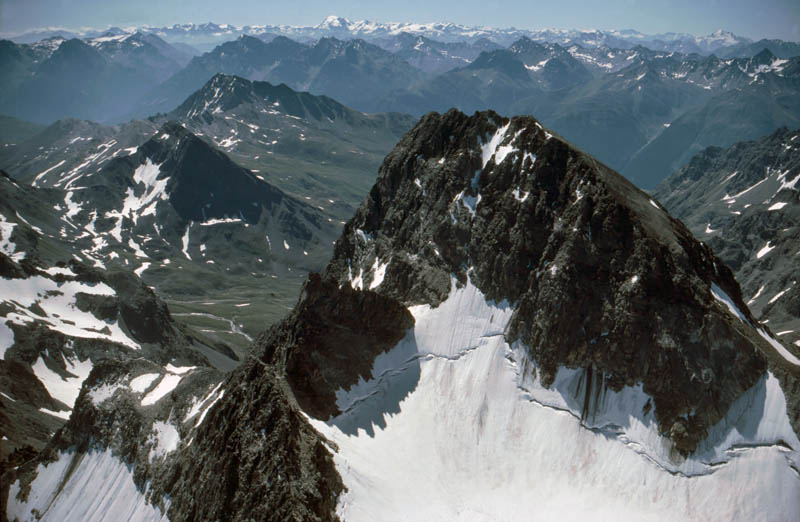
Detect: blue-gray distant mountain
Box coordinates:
(373, 32, 502, 74)
(375, 42, 800, 189)
(374, 37, 592, 116)
(621, 49, 800, 188)
(6, 17, 760, 54)
(0, 33, 191, 123)
(135, 35, 427, 117)
(715, 39, 800, 59)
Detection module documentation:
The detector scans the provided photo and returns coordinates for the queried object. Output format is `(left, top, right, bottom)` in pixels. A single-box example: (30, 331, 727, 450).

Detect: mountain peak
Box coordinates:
(710, 29, 733, 37)
(316, 15, 353, 29)
(173, 73, 257, 119)
(324, 108, 774, 453)
(752, 46, 777, 62)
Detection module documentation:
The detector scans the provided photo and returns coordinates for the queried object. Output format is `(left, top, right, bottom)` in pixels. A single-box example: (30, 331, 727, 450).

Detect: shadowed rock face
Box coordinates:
(160, 361, 344, 522)
(324, 109, 773, 454)
(259, 273, 415, 420)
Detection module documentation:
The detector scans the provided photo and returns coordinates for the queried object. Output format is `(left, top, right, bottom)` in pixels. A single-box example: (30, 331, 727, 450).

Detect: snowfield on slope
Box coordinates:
(0, 275, 140, 350)
(310, 280, 800, 522)
(6, 449, 169, 522)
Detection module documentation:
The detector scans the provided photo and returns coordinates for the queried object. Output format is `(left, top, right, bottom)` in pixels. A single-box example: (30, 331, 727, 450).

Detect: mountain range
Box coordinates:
(0, 32, 191, 123)
(375, 43, 800, 189)
(5, 23, 797, 192)
(134, 35, 428, 117)
(5, 109, 799, 522)
(5, 16, 762, 55)
(0, 75, 413, 352)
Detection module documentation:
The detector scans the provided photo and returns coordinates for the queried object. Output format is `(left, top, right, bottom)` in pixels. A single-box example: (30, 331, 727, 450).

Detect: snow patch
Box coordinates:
(129, 373, 160, 393)
(748, 285, 765, 305)
(512, 187, 529, 202)
(368, 257, 389, 290)
(768, 288, 790, 304)
(0, 320, 13, 359)
(31, 356, 93, 408)
(0, 276, 139, 350)
(756, 242, 775, 259)
(480, 122, 510, 168)
(710, 283, 749, 324)
(767, 201, 788, 211)
(165, 363, 196, 375)
(38, 407, 71, 420)
(757, 329, 800, 366)
(181, 225, 191, 260)
(141, 374, 183, 406)
(148, 421, 180, 462)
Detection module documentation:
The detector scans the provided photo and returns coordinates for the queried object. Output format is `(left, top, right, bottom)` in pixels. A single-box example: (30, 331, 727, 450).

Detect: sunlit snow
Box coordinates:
(310, 279, 800, 521)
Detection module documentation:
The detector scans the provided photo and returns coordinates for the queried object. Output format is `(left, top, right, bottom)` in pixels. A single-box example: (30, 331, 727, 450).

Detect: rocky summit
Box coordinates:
(5, 111, 800, 521)
(324, 109, 796, 453)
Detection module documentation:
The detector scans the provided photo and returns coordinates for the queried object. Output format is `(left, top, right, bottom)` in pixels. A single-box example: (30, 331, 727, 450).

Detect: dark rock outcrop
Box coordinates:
(259, 273, 414, 420)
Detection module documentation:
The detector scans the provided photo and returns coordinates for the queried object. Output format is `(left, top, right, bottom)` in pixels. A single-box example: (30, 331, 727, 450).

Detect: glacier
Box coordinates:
(310, 279, 800, 522)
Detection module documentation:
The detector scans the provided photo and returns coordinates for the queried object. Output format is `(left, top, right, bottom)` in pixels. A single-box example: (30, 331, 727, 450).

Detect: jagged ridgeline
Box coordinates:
(6, 111, 800, 521)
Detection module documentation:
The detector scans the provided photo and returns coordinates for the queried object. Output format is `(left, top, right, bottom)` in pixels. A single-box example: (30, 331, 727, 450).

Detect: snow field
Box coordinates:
(311, 280, 800, 521)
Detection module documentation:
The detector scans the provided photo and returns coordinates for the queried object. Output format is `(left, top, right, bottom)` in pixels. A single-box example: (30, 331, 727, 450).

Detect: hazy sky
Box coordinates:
(1, 0, 799, 40)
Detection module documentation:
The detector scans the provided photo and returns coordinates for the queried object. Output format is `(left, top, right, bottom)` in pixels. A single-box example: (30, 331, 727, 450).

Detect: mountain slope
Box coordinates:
(169, 73, 415, 219)
(0, 116, 44, 145)
(8, 110, 799, 521)
(654, 128, 800, 349)
(0, 118, 159, 187)
(0, 171, 234, 460)
(1, 121, 339, 352)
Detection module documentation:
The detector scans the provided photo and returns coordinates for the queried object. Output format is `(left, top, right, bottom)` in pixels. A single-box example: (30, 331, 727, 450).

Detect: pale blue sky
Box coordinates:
(1, 0, 799, 40)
